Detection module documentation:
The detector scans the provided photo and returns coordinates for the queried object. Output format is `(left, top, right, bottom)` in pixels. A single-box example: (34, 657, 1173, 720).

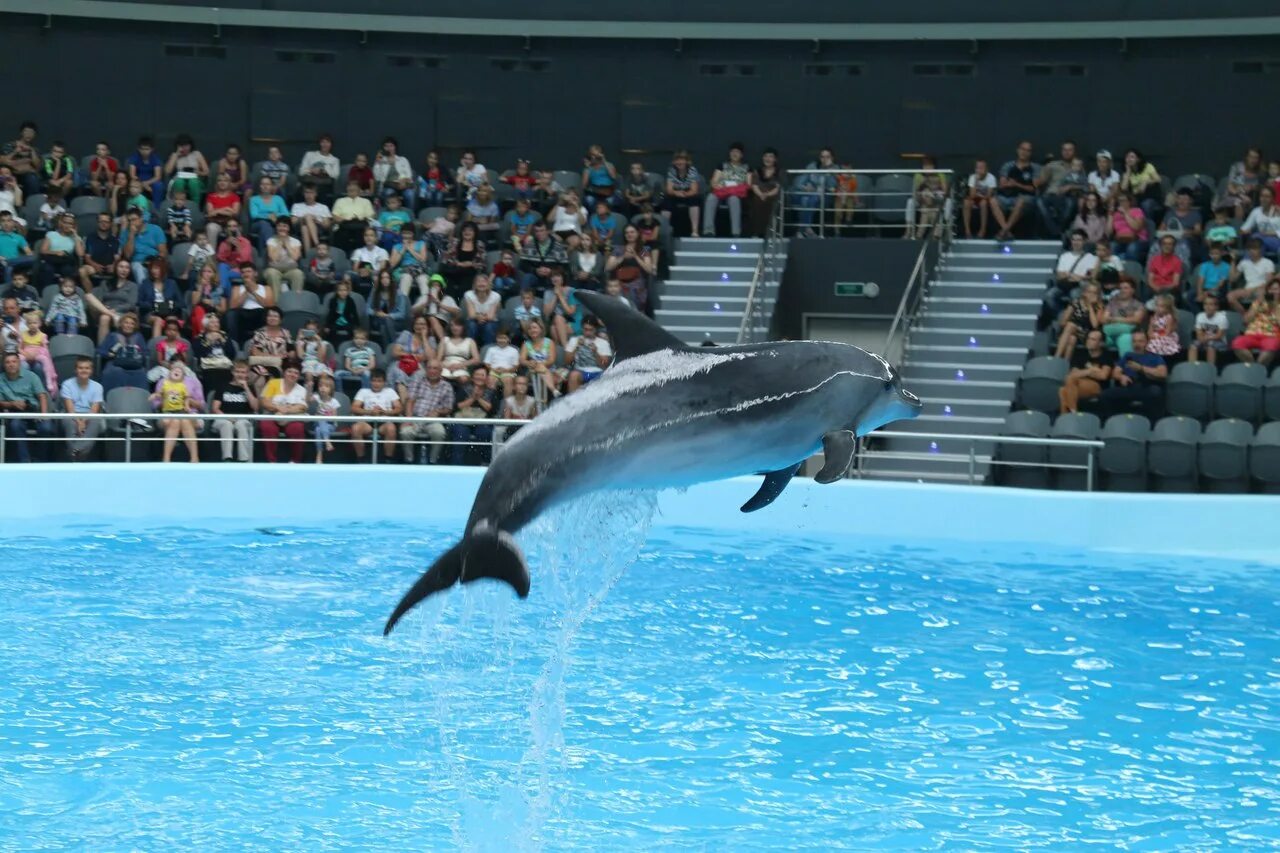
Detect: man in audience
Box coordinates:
(447, 365, 498, 465)
(0, 211, 36, 284)
(565, 316, 612, 392)
(61, 355, 104, 461)
(0, 350, 52, 462)
(290, 185, 332, 254)
(126, 137, 166, 206)
(519, 221, 567, 294)
(120, 208, 167, 285)
(990, 140, 1039, 241)
(80, 213, 121, 290)
(1037, 140, 1083, 237)
(332, 181, 375, 253)
(1227, 238, 1275, 312)
(210, 359, 257, 462)
(401, 361, 453, 464)
(1099, 330, 1167, 419)
(0, 122, 40, 197)
(1042, 229, 1098, 324)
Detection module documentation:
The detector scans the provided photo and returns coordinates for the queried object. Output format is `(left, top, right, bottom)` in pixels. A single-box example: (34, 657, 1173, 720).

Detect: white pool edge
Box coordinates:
(14, 464, 1280, 564)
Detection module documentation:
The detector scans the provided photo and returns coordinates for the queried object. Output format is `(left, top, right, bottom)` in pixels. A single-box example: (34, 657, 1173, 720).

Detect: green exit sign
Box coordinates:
(834, 281, 879, 298)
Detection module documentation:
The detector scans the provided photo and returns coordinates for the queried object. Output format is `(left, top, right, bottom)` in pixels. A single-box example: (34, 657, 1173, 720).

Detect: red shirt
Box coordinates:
(216, 236, 253, 267)
(348, 165, 374, 192)
(503, 173, 537, 190)
(206, 191, 239, 216)
(1148, 252, 1183, 291)
(89, 156, 119, 179)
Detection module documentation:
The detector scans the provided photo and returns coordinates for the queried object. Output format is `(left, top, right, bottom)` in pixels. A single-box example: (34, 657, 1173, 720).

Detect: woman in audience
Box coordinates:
(323, 279, 361, 346)
(543, 271, 581, 348)
(106, 170, 130, 229)
(1108, 191, 1149, 262)
(438, 221, 486, 299)
(98, 312, 149, 393)
(138, 258, 183, 338)
(248, 176, 289, 249)
(1119, 148, 1162, 223)
(437, 317, 480, 381)
(569, 233, 605, 290)
(1231, 278, 1280, 365)
(164, 134, 209, 206)
(188, 264, 225, 337)
(369, 269, 407, 346)
(1241, 185, 1280, 256)
(519, 317, 562, 402)
(1070, 191, 1108, 247)
(748, 148, 782, 237)
(228, 265, 273, 344)
(1102, 278, 1146, 355)
(247, 305, 292, 392)
(259, 358, 308, 464)
(214, 143, 249, 199)
(1158, 188, 1204, 268)
(89, 259, 140, 343)
(1054, 282, 1104, 359)
(702, 142, 752, 238)
(1058, 328, 1113, 414)
(606, 224, 658, 315)
(387, 314, 436, 390)
(462, 272, 501, 347)
(1220, 147, 1264, 220)
(549, 190, 586, 240)
(193, 312, 235, 394)
(203, 173, 241, 246)
(580, 144, 619, 209)
(662, 150, 703, 236)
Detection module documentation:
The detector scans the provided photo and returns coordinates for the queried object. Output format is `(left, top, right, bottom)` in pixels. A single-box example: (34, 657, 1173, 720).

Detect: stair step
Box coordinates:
(653, 309, 746, 329)
(892, 414, 1007, 435)
(920, 312, 1037, 332)
(661, 282, 762, 298)
(875, 434, 998, 456)
(925, 296, 1041, 307)
(947, 248, 1059, 261)
(909, 328, 1035, 350)
(953, 238, 1063, 247)
(903, 362, 1023, 383)
(931, 280, 1043, 292)
(661, 294, 750, 305)
(920, 400, 1011, 420)
(939, 268, 1049, 285)
(666, 266, 756, 281)
(854, 465, 990, 485)
(904, 344, 1029, 366)
(907, 378, 1016, 400)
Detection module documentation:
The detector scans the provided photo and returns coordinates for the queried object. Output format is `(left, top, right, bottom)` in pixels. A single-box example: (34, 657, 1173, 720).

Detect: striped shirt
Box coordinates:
(406, 374, 455, 416)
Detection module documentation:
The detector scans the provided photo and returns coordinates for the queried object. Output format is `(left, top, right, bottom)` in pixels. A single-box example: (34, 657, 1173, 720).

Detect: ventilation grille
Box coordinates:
(1024, 63, 1087, 77)
(803, 63, 864, 77)
(912, 63, 975, 77)
(163, 44, 226, 59)
(490, 57, 551, 72)
(387, 54, 445, 69)
(275, 50, 336, 64)
(1233, 60, 1280, 74)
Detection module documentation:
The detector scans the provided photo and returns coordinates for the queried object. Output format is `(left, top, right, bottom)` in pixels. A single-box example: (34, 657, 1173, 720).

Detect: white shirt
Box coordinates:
(299, 151, 339, 179)
(967, 173, 996, 196)
(355, 386, 400, 413)
(374, 155, 413, 185)
(271, 382, 308, 409)
(1194, 311, 1229, 336)
(566, 335, 612, 368)
(1238, 257, 1275, 288)
(350, 245, 389, 270)
(458, 163, 487, 188)
(290, 201, 331, 220)
(1242, 205, 1280, 237)
(484, 344, 520, 371)
(267, 235, 301, 263)
(463, 290, 501, 318)
(1088, 170, 1120, 199)
(551, 206, 584, 234)
(1056, 251, 1098, 277)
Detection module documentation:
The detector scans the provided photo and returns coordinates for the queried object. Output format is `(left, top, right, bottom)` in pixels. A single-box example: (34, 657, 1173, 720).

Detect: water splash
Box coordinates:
(421, 490, 659, 850)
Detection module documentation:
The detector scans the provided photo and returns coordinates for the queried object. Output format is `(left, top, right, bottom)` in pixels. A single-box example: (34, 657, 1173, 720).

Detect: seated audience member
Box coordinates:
(376, 194, 412, 249)
(1071, 191, 1109, 247)
(565, 316, 612, 392)
(247, 306, 293, 391)
(298, 134, 339, 202)
(1192, 244, 1234, 310)
(214, 220, 253, 294)
(587, 199, 622, 246)
(86, 141, 119, 198)
(259, 145, 291, 193)
(503, 197, 540, 253)
(1, 269, 39, 313)
(1231, 279, 1280, 366)
(1102, 279, 1146, 355)
(40, 213, 84, 287)
(263, 218, 304, 298)
(152, 316, 190, 368)
(1227, 239, 1275, 313)
(90, 259, 140, 343)
(163, 187, 195, 245)
(905, 154, 949, 239)
(306, 241, 339, 297)
(437, 317, 480, 381)
(401, 361, 453, 464)
(213, 143, 248, 198)
(483, 328, 520, 394)
(138, 259, 184, 338)
(125, 136, 166, 206)
(391, 222, 432, 301)
(1144, 294, 1182, 358)
(374, 137, 414, 206)
(1099, 330, 1168, 418)
(347, 152, 375, 198)
(1036, 142, 1084, 238)
(188, 263, 224, 337)
(259, 359, 308, 463)
(702, 143, 751, 238)
(416, 149, 451, 210)
(1045, 230, 1098, 321)
(228, 264, 273, 345)
(387, 314, 435, 389)
(520, 318, 562, 402)
(1108, 191, 1149, 262)
(990, 141, 1039, 241)
(193, 312, 235, 393)
(1054, 282, 1104, 359)
(455, 150, 488, 198)
(569, 235, 604, 291)
(423, 204, 460, 256)
(1089, 241, 1125, 297)
(323, 279, 361, 347)
(331, 181, 376, 254)
(203, 173, 241, 246)
(296, 318, 334, 392)
(606, 225, 658, 314)
(1241, 185, 1280, 255)
(311, 373, 342, 464)
(580, 144, 620, 209)
(789, 147, 836, 237)
(19, 310, 56, 394)
(1187, 293, 1230, 365)
(150, 360, 202, 463)
(962, 159, 997, 239)
(61, 355, 104, 461)
(368, 270, 407, 346)
(1159, 188, 1203, 267)
(1088, 149, 1121, 208)
(463, 273, 502, 347)
(248, 176, 289, 249)
(510, 287, 543, 343)
(351, 367, 402, 461)
(465, 186, 501, 237)
(98, 312, 149, 392)
(448, 365, 499, 465)
(491, 248, 519, 297)
(519, 221, 567, 294)
(1205, 205, 1239, 247)
(348, 227, 390, 298)
(0, 211, 36, 284)
(662, 150, 704, 236)
(1146, 235, 1184, 303)
(622, 161, 657, 216)
(438, 222, 486, 299)
(1058, 329, 1113, 414)
(495, 374, 539, 444)
(119, 208, 167, 286)
(1119, 148, 1163, 223)
(543, 273, 580, 348)
(411, 274, 459, 342)
(335, 326, 377, 393)
(48, 276, 87, 337)
(0, 350, 52, 462)
(290, 185, 332, 254)
(37, 188, 69, 232)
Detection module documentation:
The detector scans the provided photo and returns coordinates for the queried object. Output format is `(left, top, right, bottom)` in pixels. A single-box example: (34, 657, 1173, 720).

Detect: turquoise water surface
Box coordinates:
(2, 496, 1278, 850)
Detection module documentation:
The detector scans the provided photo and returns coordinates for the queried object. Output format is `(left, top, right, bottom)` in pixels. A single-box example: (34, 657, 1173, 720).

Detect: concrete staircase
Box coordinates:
(654, 237, 785, 346)
(859, 238, 1060, 483)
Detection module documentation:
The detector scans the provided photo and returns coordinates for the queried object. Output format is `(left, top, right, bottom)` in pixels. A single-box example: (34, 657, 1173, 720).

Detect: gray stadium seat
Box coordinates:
(1175, 309, 1194, 348)
(871, 173, 914, 226)
(1049, 411, 1101, 490)
(103, 386, 153, 461)
(1148, 415, 1201, 492)
(280, 289, 323, 334)
(1018, 356, 1069, 413)
(553, 171, 581, 194)
(69, 195, 107, 217)
(1198, 418, 1253, 493)
(996, 409, 1051, 488)
(1165, 361, 1216, 420)
(1225, 310, 1244, 341)
(169, 242, 192, 280)
(1264, 368, 1280, 422)
(418, 206, 447, 225)
(1172, 173, 1215, 196)
(39, 284, 60, 312)
(1214, 362, 1266, 422)
(75, 213, 100, 237)
(1249, 421, 1280, 493)
(1100, 414, 1150, 491)
(49, 334, 95, 384)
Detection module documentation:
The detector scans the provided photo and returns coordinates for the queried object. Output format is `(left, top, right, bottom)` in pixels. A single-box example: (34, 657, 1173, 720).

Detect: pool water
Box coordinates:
(2, 500, 1278, 850)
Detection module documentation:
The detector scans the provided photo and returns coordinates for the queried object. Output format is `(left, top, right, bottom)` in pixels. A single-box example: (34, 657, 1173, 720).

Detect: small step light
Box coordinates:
(955, 370, 966, 380)
(968, 336, 978, 347)
(929, 441, 939, 453)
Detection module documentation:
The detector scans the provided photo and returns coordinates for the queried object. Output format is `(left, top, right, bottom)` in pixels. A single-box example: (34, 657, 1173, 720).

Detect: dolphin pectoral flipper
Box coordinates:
(740, 463, 803, 513)
(815, 430, 857, 484)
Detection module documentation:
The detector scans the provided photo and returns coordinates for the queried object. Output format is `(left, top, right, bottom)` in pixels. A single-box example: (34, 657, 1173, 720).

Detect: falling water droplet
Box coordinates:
(730, 243, 738, 251)
(1002, 245, 1012, 254)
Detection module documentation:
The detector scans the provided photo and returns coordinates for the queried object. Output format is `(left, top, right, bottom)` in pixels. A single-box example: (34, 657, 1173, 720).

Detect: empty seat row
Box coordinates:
(997, 409, 1280, 493)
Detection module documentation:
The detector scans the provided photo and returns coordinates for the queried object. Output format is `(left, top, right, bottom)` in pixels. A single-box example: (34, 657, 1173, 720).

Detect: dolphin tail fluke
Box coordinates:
(383, 527, 531, 636)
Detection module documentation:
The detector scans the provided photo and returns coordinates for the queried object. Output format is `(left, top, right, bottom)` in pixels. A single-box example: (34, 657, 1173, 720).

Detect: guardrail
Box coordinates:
(852, 430, 1105, 491)
(737, 194, 784, 344)
(782, 168, 954, 239)
(0, 411, 533, 465)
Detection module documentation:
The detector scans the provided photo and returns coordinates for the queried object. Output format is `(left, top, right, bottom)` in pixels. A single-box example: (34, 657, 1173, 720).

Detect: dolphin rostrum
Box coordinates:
(383, 289, 921, 634)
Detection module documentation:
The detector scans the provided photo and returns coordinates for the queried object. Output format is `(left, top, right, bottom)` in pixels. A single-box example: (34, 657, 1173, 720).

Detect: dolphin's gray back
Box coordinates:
(468, 341, 891, 533)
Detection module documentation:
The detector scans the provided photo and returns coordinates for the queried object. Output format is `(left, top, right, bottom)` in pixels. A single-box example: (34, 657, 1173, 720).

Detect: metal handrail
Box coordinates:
(736, 196, 784, 344)
(854, 430, 1104, 490)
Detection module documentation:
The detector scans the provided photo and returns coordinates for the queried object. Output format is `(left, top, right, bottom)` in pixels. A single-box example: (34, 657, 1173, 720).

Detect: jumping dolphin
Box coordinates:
(383, 289, 921, 634)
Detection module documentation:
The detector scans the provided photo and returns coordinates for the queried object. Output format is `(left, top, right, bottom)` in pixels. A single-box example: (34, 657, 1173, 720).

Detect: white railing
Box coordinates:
(782, 168, 954, 238)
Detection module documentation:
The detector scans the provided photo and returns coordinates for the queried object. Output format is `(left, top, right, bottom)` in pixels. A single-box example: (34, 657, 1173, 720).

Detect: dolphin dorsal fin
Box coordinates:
(574, 289, 688, 362)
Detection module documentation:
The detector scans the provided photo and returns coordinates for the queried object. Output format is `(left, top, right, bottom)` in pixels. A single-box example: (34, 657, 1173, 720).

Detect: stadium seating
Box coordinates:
(1100, 414, 1150, 491)
(1214, 363, 1266, 422)
(995, 410, 1050, 489)
(1165, 361, 1215, 420)
(1148, 416, 1201, 492)
(1048, 411, 1100, 490)
(1018, 356, 1068, 414)
(1249, 422, 1280, 493)
(1197, 418, 1252, 493)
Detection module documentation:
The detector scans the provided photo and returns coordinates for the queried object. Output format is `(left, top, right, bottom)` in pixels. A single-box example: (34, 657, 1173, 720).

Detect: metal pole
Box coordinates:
(819, 183, 826, 238)
(371, 424, 379, 465)
(968, 440, 976, 485)
(0, 420, 5, 464)
(1086, 447, 1095, 492)
(124, 421, 132, 464)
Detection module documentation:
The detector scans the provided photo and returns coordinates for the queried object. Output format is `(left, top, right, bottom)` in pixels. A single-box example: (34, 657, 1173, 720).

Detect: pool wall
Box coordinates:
(16, 464, 1280, 563)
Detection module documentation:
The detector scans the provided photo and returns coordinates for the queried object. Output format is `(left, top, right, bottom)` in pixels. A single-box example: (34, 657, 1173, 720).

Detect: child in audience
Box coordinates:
(309, 242, 337, 295)
(348, 153, 375, 198)
(1193, 243, 1234, 310)
(150, 360, 201, 463)
(483, 328, 520, 394)
(312, 373, 340, 463)
(492, 249, 518, 296)
(38, 189, 67, 231)
(425, 204, 460, 256)
(165, 187, 194, 244)
(634, 202, 661, 247)
(20, 310, 57, 393)
(466, 186, 500, 236)
(501, 159, 538, 201)
(1205, 206, 1239, 246)
(336, 326, 376, 391)
(48, 277, 87, 337)
(1144, 293, 1181, 356)
(963, 159, 996, 239)
(126, 180, 152, 222)
(296, 318, 333, 392)
(415, 150, 450, 210)
(1188, 293, 1229, 365)
(183, 231, 215, 285)
(377, 194, 412, 249)
(261, 146, 291, 191)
